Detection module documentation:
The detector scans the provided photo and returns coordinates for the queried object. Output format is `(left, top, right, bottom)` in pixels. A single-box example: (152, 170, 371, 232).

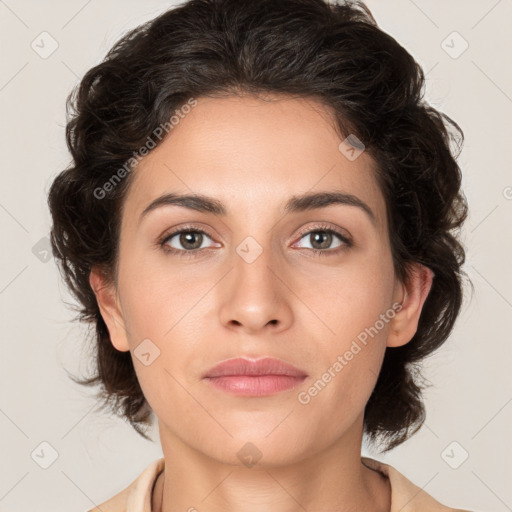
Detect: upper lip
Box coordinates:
(203, 357, 308, 378)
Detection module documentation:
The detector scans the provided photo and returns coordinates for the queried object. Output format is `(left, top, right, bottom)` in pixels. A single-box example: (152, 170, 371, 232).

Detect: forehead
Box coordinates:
(123, 94, 387, 235)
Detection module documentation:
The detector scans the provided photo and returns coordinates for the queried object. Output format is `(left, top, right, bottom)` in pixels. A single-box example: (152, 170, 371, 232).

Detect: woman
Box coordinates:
(47, 0, 473, 510)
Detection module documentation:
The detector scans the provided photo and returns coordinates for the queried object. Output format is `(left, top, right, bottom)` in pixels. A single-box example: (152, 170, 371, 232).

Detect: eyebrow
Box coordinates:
(139, 190, 376, 225)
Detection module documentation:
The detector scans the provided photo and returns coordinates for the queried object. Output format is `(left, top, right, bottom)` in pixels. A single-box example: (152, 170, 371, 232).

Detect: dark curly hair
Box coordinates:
(47, 0, 470, 451)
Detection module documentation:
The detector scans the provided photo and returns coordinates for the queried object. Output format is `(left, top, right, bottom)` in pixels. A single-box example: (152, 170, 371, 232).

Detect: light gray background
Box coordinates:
(0, 1, 511, 511)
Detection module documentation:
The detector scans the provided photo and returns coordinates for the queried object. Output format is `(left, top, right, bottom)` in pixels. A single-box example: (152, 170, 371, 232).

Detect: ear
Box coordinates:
(89, 267, 130, 352)
(386, 263, 434, 348)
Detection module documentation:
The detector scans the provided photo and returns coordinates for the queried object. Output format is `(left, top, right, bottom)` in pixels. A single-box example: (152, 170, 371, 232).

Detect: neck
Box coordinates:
(152, 416, 390, 512)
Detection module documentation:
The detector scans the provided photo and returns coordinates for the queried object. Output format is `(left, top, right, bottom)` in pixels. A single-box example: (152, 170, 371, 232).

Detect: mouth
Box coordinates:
(202, 357, 308, 397)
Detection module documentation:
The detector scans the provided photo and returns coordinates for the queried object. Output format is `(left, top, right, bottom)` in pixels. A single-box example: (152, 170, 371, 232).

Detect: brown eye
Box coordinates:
(161, 229, 213, 252)
(295, 229, 350, 252)
(309, 231, 335, 250)
(177, 231, 204, 250)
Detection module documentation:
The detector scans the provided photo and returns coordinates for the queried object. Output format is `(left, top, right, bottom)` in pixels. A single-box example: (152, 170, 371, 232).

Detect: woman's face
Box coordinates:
(92, 94, 429, 466)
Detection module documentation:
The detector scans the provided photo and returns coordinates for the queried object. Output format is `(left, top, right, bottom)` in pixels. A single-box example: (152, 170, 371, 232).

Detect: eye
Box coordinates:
(159, 226, 218, 256)
(293, 224, 352, 255)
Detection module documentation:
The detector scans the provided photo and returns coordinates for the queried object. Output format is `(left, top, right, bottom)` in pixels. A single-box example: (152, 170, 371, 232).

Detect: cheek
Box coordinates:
(297, 306, 391, 442)
(116, 252, 211, 393)
(117, 248, 205, 341)
(292, 244, 396, 345)
(295, 248, 394, 409)
(116, 259, 205, 423)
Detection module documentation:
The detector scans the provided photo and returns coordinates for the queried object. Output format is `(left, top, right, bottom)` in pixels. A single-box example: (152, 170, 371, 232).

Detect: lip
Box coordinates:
(203, 357, 308, 378)
(203, 357, 308, 397)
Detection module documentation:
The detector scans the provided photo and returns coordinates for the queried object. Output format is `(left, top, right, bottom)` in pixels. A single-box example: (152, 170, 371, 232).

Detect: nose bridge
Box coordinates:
(232, 232, 281, 300)
(217, 229, 292, 332)
(229, 204, 284, 283)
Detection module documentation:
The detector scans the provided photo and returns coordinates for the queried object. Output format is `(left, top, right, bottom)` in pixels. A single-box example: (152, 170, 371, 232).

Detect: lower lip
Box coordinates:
(204, 375, 307, 396)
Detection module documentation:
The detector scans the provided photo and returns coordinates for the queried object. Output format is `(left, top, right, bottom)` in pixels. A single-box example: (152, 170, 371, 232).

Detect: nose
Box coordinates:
(217, 242, 294, 335)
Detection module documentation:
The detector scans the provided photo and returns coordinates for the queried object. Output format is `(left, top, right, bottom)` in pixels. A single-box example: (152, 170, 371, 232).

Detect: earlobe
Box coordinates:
(386, 264, 434, 348)
(89, 267, 130, 352)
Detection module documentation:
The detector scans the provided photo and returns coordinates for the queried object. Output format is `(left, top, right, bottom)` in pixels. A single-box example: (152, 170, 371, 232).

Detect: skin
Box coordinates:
(90, 93, 433, 512)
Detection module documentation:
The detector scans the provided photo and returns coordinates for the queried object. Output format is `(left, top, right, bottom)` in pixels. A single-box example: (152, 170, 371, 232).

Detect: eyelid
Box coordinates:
(294, 222, 352, 243)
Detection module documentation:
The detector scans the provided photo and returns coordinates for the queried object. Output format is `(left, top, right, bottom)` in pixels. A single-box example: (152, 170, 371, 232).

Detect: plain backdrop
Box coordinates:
(0, 1, 511, 511)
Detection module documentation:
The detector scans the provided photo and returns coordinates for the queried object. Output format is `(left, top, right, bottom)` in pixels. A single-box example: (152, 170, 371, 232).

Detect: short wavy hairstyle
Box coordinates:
(48, 0, 470, 451)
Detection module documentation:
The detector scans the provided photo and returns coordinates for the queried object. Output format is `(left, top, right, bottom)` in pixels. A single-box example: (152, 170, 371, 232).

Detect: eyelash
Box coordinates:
(158, 223, 353, 258)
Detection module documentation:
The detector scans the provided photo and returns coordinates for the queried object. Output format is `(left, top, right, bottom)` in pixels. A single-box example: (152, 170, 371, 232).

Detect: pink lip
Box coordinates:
(203, 357, 308, 397)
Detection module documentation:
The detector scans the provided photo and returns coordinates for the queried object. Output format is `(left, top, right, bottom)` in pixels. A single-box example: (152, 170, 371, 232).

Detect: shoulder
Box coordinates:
(85, 457, 165, 512)
(362, 456, 475, 512)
